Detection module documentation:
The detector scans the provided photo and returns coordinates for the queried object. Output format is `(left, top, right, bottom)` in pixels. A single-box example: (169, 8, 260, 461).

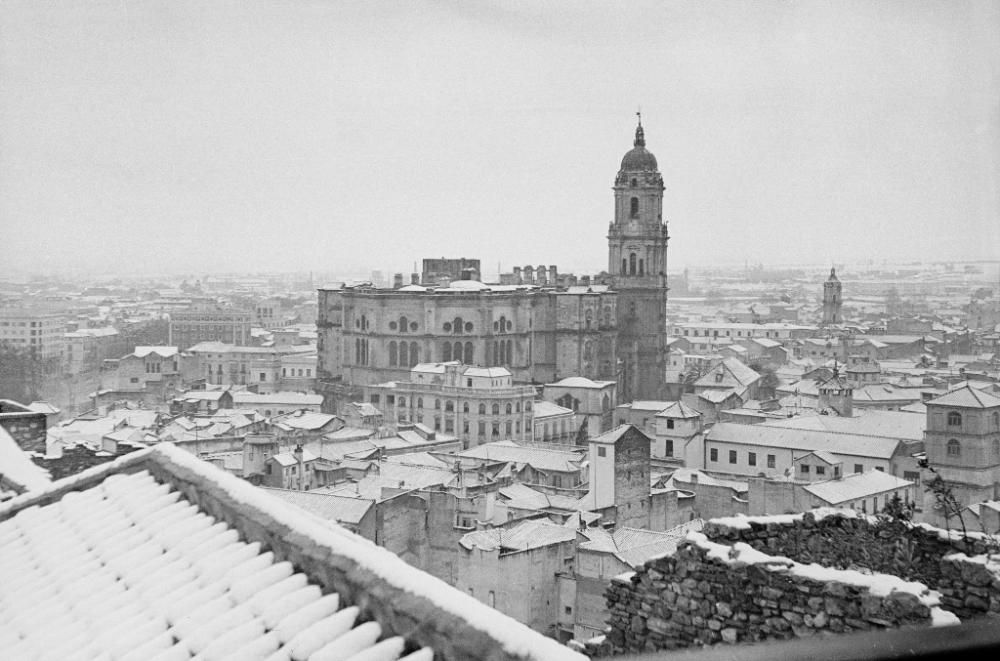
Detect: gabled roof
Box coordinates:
(926, 384, 1000, 409)
(694, 358, 761, 390)
(456, 441, 584, 473)
(133, 346, 178, 358)
(463, 366, 511, 378)
(532, 400, 573, 418)
(655, 401, 701, 419)
(803, 471, 913, 505)
(579, 520, 704, 567)
(268, 448, 319, 466)
(261, 487, 374, 524)
(706, 422, 900, 460)
(459, 519, 577, 553)
(546, 376, 615, 389)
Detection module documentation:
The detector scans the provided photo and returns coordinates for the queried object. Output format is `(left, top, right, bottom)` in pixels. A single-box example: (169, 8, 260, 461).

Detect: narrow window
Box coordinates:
(709, 448, 718, 462)
(630, 197, 639, 218)
(947, 411, 962, 427)
(729, 450, 737, 464)
(629, 253, 637, 275)
(767, 454, 775, 469)
(389, 341, 397, 366)
(748, 452, 756, 467)
(947, 439, 961, 457)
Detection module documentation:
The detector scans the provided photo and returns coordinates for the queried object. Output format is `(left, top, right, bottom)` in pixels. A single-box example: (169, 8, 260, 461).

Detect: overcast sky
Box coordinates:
(1, 0, 998, 278)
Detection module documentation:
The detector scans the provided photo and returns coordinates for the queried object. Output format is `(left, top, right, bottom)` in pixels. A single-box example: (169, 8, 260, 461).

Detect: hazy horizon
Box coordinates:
(2, 1, 998, 278)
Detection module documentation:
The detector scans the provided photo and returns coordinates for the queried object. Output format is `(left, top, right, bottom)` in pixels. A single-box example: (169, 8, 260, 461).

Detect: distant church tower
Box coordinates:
(609, 116, 669, 401)
(822, 267, 843, 325)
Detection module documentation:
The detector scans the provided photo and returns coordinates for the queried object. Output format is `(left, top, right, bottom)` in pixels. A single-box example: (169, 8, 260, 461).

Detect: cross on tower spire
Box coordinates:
(633, 109, 645, 147)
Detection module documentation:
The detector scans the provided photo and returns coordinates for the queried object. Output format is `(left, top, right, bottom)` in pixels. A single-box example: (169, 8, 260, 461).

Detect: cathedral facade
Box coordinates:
(316, 120, 669, 405)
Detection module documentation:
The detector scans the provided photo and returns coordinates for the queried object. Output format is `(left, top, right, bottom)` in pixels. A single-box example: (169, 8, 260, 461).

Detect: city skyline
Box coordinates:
(1, 1, 998, 277)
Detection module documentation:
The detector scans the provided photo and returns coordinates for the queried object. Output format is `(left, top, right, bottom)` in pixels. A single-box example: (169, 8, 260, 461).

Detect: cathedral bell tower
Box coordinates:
(609, 116, 669, 401)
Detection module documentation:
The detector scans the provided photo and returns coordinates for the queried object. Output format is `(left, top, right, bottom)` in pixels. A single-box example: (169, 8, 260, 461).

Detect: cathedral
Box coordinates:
(317, 119, 670, 406)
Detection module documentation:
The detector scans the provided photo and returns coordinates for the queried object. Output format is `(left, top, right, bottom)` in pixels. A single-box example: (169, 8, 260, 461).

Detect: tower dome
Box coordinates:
(619, 120, 658, 171)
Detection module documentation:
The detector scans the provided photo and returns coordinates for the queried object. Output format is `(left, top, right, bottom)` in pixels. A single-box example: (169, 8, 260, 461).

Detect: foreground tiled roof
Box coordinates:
(0, 445, 586, 661)
(0, 469, 429, 660)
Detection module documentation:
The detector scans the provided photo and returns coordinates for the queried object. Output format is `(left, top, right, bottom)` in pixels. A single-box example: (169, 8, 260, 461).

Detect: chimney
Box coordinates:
(410, 273, 419, 285)
(549, 265, 558, 283)
(393, 273, 404, 289)
(513, 266, 522, 284)
(293, 444, 305, 491)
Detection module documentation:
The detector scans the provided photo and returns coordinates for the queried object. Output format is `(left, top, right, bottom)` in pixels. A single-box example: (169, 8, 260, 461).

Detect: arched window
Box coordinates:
(621, 259, 627, 275)
(454, 342, 462, 363)
(463, 402, 470, 414)
(398, 397, 406, 408)
(453, 317, 463, 335)
(947, 439, 961, 457)
(409, 342, 418, 366)
(492, 403, 500, 416)
(638, 259, 644, 276)
(629, 197, 639, 218)
(525, 401, 532, 412)
(515, 401, 521, 413)
(417, 398, 423, 409)
(498, 316, 506, 334)
(505, 403, 512, 415)
(442, 342, 452, 362)
(464, 342, 473, 364)
(434, 399, 441, 410)
(630, 178, 637, 187)
(399, 316, 408, 333)
(602, 394, 610, 411)
(505, 340, 512, 366)
(947, 411, 962, 426)
(445, 400, 454, 412)
(629, 253, 637, 275)
(478, 403, 486, 415)
(389, 341, 397, 367)
(400, 341, 409, 367)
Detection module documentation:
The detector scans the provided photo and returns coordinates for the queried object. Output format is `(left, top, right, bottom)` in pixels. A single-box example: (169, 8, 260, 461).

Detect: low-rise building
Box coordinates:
(541, 376, 616, 439)
(365, 362, 536, 447)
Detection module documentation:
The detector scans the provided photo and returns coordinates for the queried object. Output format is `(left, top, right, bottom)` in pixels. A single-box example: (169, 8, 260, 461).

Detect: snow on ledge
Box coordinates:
(707, 507, 870, 531)
(150, 443, 587, 661)
(685, 532, 944, 612)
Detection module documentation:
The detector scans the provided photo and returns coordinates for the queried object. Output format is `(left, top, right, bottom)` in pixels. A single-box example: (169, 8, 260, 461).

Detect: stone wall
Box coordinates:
(702, 509, 1000, 619)
(599, 532, 950, 655)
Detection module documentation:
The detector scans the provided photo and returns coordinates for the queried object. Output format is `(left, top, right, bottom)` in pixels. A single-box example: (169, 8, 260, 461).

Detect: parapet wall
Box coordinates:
(703, 509, 1000, 619)
(601, 532, 953, 655)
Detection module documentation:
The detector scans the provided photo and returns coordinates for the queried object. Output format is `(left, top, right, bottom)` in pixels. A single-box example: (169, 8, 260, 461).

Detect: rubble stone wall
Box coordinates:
(601, 535, 942, 655)
(702, 510, 1000, 619)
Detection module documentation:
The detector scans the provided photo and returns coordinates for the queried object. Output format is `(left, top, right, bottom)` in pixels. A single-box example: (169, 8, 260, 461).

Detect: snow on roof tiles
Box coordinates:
(927, 384, 1000, 409)
(0, 426, 50, 493)
(706, 422, 900, 459)
(0, 469, 423, 660)
(261, 488, 375, 524)
(803, 471, 914, 505)
(459, 519, 577, 553)
(456, 441, 584, 472)
(0, 445, 586, 661)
